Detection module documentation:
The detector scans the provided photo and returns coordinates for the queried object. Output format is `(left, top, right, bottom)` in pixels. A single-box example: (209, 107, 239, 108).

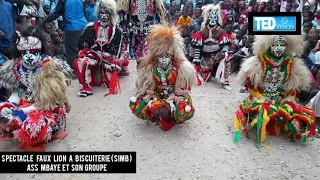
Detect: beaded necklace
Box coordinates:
(156, 65, 173, 98)
(18, 63, 39, 101)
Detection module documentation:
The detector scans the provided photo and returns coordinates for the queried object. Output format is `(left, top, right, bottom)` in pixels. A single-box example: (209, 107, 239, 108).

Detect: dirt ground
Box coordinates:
(1, 61, 320, 180)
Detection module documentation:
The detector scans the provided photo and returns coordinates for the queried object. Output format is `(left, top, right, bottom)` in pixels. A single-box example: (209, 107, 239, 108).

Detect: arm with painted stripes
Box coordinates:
(190, 32, 203, 64)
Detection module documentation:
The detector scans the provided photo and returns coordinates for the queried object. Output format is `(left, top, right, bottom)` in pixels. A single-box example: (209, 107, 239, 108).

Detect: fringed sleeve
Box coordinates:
(237, 56, 264, 98)
(77, 24, 95, 50)
(176, 61, 197, 90)
(284, 57, 311, 93)
(0, 60, 19, 92)
(52, 58, 74, 85)
(190, 32, 203, 63)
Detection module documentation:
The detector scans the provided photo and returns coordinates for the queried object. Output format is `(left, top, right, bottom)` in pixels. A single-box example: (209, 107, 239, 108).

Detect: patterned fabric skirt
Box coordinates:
(234, 95, 316, 148)
(129, 94, 195, 130)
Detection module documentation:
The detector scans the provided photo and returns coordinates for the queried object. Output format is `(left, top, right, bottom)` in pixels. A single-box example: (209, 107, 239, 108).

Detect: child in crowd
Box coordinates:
(43, 5, 57, 30)
(303, 11, 314, 24)
(224, 24, 236, 42)
(51, 31, 67, 61)
(176, 8, 192, 35)
(303, 21, 313, 41)
(312, 10, 320, 30)
(43, 23, 52, 55)
(234, 15, 246, 32)
(57, 29, 64, 43)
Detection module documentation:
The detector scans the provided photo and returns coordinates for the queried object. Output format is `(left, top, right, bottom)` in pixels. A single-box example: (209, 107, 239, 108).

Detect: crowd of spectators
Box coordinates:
(0, 0, 89, 69)
(1, 0, 320, 81)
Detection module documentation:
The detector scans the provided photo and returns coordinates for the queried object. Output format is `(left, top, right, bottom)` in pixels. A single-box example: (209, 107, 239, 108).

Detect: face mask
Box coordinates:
(158, 55, 172, 70)
(270, 37, 286, 57)
(99, 10, 110, 24)
(21, 49, 41, 67)
(208, 11, 218, 26)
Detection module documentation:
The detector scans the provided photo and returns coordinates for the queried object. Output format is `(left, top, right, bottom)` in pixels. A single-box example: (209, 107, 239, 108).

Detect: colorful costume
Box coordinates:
(0, 27, 73, 151)
(191, 4, 232, 90)
(75, 0, 129, 98)
(234, 35, 316, 148)
(129, 24, 198, 131)
(117, 0, 166, 59)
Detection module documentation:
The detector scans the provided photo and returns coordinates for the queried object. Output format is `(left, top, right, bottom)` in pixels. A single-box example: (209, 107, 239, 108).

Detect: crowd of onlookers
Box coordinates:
(1, 0, 320, 79)
(0, 0, 91, 68)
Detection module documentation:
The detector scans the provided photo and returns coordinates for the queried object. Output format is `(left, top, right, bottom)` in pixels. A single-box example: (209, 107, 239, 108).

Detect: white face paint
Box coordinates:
(208, 10, 218, 27)
(270, 37, 286, 57)
(21, 49, 41, 67)
(158, 55, 172, 70)
(99, 9, 110, 25)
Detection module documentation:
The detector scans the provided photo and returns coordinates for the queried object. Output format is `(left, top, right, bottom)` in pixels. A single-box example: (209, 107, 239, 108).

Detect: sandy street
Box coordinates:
(1, 61, 320, 180)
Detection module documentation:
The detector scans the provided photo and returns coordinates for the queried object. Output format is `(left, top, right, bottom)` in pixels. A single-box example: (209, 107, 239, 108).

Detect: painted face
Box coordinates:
(157, 54, 172, 69)
(16, 36, 42, 68)
(99, 9, 110, 23)
(270, 36, 287, 57)
(208, 10, 218, 27)
(21, 49, 41, 67)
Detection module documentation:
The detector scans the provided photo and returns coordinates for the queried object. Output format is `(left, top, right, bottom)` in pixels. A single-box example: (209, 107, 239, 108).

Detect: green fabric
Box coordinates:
(286, 122, 296, 133)
(234, 131, 241, 143)
(256, 107, 263, 149)
(173, 96, 194, 122)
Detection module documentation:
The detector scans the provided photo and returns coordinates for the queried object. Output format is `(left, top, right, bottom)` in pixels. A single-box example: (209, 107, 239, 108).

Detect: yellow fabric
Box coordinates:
(285, 91, 296, 99)
(176, 16, 192, 34)
(234, 115, 240, 131)
(248, 88, 262, 99)
(283, 104, 293, 113)
(176, 16, 192, 25)
(261, 108, 270, 145)
(274, 123, 281, 136)
(250, 118, 257, 127)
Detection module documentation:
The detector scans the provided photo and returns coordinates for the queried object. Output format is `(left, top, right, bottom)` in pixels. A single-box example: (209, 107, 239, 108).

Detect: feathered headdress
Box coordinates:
(97, 0, 117, 24)
(252, 35, 303, 56)
(145, 24, 185, 62)
(202, 4, 222, 27)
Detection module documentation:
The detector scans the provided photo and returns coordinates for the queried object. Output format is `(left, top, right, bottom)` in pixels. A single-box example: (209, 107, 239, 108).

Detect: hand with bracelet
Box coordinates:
(142, 90, 156, 103)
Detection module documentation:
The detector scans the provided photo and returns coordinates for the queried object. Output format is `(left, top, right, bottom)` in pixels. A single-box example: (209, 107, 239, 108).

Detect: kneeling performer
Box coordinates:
(234, 35, 316, 148)
(129, 24, 197, 131)
(74, 0, 129, 98)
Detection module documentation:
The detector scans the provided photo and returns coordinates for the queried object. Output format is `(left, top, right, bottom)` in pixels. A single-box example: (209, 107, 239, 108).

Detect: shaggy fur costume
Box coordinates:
(234, 35, 316, 149)
(130, 24, 197, 131)
(0, 58, 71, 151)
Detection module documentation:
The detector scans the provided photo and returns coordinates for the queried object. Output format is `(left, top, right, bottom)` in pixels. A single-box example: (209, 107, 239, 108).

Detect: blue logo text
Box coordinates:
(253, 16, 296, 31)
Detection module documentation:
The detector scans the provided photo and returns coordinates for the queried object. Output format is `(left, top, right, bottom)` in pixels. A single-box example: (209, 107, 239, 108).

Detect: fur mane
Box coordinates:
(34, 60, 67, 110)
(253, 35, 303, 56)
(202, 4, 222, 27)
(238, 56, 311, 92)
(136, 61, 197, 91)
(146, 24, 185, 60)
(0, 60, 19, 92)
(136, 24, 196, 91)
